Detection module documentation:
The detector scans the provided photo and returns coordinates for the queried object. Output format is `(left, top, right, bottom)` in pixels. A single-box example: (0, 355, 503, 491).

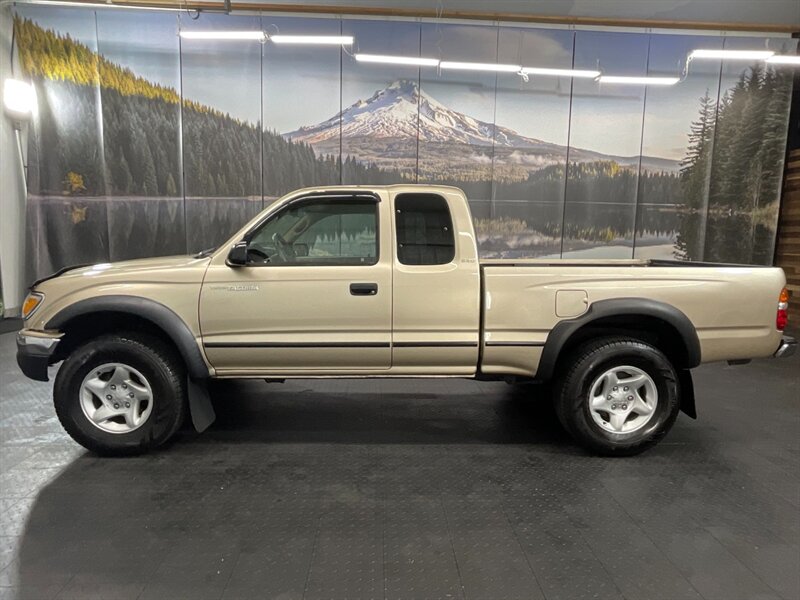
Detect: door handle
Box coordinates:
(350, 283, 378, 296)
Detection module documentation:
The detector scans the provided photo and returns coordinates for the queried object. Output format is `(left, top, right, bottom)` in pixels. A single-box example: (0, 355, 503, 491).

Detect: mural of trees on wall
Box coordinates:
(677, 64, 793, 264)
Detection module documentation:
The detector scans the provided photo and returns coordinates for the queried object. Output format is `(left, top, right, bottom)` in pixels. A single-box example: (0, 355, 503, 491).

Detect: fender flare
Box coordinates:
(46, 295, 211, 381)
(535, 297, 701, 381)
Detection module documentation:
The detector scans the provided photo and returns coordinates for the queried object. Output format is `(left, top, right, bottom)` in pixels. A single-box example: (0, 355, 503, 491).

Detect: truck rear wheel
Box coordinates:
(53, 333, 187, 456)
(554, 337, 680, 456)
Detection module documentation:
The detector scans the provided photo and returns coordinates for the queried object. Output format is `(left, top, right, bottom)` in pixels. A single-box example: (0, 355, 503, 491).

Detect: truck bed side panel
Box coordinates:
(480, 263, 785, 377)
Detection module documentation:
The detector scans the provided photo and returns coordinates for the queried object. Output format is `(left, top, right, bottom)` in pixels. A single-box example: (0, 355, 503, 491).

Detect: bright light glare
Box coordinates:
(179, 30, 266, 41)
(355, 54, 440, 67)
(599, 75, 680, 85)
(270, 35, 353, 45)
(439, 61, 521, 73)
(3, 79, 37, 117)
(520, 67, 600, 78)
(766, 55, 800, 65)
(690, 49, 774, 60)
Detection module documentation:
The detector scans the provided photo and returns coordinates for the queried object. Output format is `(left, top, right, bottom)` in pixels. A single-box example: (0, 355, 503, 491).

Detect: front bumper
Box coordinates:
(774, 335, 797, 358)
(16, 330, 62, 382)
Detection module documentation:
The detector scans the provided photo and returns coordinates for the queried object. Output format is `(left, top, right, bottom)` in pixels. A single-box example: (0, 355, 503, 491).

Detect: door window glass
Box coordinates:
(248, 198, 377, 265)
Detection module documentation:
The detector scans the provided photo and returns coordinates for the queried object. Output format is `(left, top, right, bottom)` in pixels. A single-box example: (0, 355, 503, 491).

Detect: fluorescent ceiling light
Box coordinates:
(766, 55, 800, 65)
(520, 67, 600, 78)
(689, 49, 774, 60)
(355, 54, 440, 67)
(439, 61, 521, 73)
(179, 31, 266, 41)
(269, 35, 353, 45)
(3, 79, 37, 118)
(599, 75, 680, 85)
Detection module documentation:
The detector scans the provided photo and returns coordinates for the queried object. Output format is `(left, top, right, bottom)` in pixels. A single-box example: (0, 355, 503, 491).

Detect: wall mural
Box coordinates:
(13, 7, 797, 283)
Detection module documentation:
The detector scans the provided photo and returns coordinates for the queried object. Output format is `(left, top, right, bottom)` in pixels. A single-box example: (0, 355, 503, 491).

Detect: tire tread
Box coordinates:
(554, 336, 680, 456)
(53, 332, 187, 456)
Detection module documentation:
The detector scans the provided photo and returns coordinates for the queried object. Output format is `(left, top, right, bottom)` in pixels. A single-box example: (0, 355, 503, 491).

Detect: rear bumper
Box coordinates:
(774, 335, 797, 358)
(16, 330, 62, 382)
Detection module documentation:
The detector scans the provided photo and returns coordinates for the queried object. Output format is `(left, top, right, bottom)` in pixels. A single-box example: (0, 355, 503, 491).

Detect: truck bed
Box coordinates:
(478, 258, 785, 377)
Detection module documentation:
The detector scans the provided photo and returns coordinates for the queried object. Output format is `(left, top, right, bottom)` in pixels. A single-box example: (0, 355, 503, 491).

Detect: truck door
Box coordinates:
(199, 192, 392, 374)
(390, 190, 481, 374)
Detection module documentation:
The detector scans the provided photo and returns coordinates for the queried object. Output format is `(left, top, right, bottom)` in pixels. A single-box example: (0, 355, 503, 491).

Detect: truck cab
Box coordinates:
(200, 186, 481, 376)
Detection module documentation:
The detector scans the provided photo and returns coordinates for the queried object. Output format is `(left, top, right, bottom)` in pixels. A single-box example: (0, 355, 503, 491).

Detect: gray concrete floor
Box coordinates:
(0, 329, 798, 600)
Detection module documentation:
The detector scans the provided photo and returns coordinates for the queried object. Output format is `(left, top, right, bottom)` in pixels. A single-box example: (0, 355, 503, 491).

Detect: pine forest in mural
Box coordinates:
(13, 12, 796, 282)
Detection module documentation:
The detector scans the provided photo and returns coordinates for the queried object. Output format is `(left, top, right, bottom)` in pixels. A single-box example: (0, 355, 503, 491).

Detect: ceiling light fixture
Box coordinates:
(355, 54, 440, 67)
(269, 35, 354, 45)
(179, 31, 266, 41)
(520, 67, 601, 78)
(766, 55, 800, 65)
(599, 75, 680, 85)
(439, 61, 522, 73)
(689, 49, 774, 60)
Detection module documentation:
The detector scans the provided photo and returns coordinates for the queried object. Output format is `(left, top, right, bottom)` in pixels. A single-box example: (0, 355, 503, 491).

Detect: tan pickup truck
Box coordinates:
(17, 185, 795, 456)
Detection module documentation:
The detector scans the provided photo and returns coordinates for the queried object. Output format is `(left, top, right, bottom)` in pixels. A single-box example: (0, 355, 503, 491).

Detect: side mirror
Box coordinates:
(227, 241, 248, 266)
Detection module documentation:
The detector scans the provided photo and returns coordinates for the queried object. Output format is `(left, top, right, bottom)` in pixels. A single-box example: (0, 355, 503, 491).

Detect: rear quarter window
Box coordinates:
(395, 193, 455, 266)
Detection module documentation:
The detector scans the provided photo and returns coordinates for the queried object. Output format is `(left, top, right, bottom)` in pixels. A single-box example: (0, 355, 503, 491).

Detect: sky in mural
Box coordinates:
(24, 8, 794, 163)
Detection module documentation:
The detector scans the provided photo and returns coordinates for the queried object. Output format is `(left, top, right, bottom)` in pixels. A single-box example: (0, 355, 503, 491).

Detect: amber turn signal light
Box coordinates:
(21, 292, 44, 319)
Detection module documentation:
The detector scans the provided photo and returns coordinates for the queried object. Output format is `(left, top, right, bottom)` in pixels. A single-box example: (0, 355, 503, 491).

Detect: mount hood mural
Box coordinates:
(285, 79, 679, 180)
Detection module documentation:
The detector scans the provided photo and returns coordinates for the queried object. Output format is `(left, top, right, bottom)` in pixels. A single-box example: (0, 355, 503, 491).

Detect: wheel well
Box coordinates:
(555, 315, 692, 371)
(52, 311, 182, 367)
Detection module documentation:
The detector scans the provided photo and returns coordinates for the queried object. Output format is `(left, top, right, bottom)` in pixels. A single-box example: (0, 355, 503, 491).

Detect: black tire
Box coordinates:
(54, 333, 187, 456)
(554, 336, 680, 456)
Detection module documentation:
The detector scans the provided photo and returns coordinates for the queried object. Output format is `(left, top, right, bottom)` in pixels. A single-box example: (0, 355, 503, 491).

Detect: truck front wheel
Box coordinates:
(53, 333, 187, 456)
(554, 337, 680, 456)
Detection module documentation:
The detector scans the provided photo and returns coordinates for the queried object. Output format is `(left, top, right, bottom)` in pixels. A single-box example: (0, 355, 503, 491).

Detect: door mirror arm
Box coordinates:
(227, 241, 248, 266)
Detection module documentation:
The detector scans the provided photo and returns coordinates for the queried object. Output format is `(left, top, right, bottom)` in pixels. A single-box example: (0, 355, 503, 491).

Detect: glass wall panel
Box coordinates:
(341, 19, 422, 184)
(95, 11, 184, 260)
(486, 27, 574, 258)
(266, 16, 342, 202)
(705, 35, 798, 265)
(180, 14, 263, 252)
(562, 31, 649, 258)
(15, 6, 109, 279)
(635, 34, 723, 261)
(418, 23, 500, 219)
(96, 11, 184, 260)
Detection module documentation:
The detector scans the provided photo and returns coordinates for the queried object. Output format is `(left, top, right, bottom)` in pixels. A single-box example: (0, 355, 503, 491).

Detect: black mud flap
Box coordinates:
(187, 378, 216, 432)
(678, 369, 696, 419)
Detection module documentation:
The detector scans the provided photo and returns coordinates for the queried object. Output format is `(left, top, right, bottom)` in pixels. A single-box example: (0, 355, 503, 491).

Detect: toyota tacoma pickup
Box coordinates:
(16, 185, 796, 456)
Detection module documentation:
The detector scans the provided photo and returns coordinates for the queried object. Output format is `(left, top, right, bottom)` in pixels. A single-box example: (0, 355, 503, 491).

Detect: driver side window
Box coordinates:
(247, 198, 378, 266)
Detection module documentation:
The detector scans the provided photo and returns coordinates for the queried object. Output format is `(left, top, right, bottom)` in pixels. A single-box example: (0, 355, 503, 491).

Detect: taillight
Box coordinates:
(777, 287, 789, 331)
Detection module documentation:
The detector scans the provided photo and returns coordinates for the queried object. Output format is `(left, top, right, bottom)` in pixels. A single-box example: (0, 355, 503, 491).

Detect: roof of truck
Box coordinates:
(285, 183, 466, 195)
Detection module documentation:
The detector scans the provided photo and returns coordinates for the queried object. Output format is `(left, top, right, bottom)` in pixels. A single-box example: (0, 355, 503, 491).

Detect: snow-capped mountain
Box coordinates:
(284, 79, 677, 176)
(286, 79, 563, 150)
